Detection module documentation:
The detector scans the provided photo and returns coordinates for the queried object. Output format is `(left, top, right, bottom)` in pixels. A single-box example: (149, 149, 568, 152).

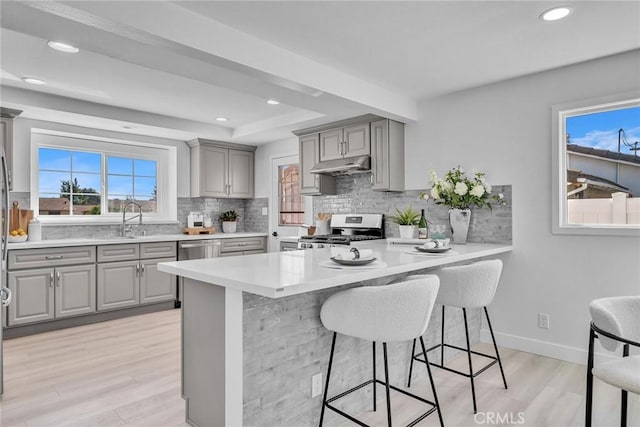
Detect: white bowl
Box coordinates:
(8, 235, 28, 243)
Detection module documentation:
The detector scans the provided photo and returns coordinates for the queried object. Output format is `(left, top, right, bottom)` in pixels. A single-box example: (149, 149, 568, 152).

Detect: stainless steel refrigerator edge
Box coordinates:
(0, 146, 13, 396)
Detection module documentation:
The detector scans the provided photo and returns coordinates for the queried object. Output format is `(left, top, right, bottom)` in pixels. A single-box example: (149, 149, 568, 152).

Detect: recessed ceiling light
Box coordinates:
(216, 117, 229, 122)
(47, 41, 79, 53)
(266, 99, 280, 105)
(21, 77, 47, 85)
(540, 6, 572, 21)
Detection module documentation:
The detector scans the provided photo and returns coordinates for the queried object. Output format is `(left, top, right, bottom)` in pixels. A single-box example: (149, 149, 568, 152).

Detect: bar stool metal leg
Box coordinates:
(383, 343, 393, 427)
(441, 305, 445, 367)
(462, 308, 478, 413)
(621, 343, 629, 427)
(407, 339, 417, 388)
(420, 337, 445, 427)
(484, 307, 508, 389)
(585, 328, 595, 427)
(373, 342, 377, 412)
(319, 332, 337, 427)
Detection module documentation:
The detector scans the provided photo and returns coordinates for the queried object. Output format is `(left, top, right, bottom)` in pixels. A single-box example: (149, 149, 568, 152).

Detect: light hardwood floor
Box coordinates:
(1, 309, 637, 426)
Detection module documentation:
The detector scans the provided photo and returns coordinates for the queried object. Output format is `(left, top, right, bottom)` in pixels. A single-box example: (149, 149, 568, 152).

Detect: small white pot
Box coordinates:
(398, 224, 417, 239)
(222, 221, 237, 233)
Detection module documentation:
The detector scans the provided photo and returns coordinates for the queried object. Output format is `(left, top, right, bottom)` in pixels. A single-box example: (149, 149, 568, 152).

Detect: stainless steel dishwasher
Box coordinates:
(177, 239, 221, 306)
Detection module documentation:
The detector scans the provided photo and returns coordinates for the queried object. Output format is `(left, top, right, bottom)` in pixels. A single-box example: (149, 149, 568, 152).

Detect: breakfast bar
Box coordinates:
(158, 243, 512, 426)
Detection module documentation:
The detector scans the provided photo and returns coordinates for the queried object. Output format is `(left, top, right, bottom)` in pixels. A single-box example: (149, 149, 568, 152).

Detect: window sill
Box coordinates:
(552, 223, 640, 237)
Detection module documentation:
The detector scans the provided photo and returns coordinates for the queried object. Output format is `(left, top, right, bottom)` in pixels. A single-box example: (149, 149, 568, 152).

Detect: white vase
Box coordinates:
(222, 221, 237, 233)
(449, 208, 471, 244)
(398, 224, 417, 239)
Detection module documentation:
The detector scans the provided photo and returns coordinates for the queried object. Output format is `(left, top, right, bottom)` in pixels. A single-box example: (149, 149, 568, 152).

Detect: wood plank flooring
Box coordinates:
(1, 309, 637, 426)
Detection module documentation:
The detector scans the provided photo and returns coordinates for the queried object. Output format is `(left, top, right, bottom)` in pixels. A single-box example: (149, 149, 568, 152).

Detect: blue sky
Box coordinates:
(566, 106, 640, 155)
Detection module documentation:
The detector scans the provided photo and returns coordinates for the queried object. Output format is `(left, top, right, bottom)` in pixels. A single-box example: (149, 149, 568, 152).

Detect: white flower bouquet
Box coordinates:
(420, 166, 506, 210)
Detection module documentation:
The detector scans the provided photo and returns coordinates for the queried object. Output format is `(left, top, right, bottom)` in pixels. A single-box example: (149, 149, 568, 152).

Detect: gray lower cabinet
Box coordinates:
(97, 242, 177, 311)
(8, 264, 96, 326)
(97, 260, 140, 311)
(219, 237, 267, 257)
(140, 257, 177, 304)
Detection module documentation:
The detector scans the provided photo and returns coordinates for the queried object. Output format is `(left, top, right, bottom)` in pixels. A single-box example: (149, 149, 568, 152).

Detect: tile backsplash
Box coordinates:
(313, 173, 512, 243)
(10, 192, 269, 239)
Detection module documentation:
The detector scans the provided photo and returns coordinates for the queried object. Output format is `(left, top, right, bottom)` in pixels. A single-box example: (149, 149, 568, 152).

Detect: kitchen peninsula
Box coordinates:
(158, 242, 512, 426)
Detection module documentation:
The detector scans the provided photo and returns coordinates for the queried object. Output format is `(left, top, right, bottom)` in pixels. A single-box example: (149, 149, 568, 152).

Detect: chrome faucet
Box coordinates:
(122, 201, 143, 237)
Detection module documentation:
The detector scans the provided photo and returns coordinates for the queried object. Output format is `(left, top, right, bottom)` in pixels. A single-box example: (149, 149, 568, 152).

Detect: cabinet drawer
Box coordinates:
(140, 242, 177, 259)
(220, 237, 266, 253)
(97, 244, 140, 263)
(8, 246, 96, 270)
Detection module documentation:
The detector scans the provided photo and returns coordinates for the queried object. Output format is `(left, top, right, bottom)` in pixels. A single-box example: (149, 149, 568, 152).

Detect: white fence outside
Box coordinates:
(568, 192, 640, 224)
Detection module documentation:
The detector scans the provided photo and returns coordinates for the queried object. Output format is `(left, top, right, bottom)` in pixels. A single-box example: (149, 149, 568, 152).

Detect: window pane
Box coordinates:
(134, 159, 156, 177)
(72, 152, 101, 173)
(134, 177, 156, 196)
(564, 103, 640, 226)
(278, 164, 304, 226)
(39, 148, 70, 171)
(39, 194, 71, 215)
(107, 157, 133, 175)
(72, 172, 101, 191)
(107, 197, 129, 213)
(39, 171, 71, 195)
(108, 175, 133, 197)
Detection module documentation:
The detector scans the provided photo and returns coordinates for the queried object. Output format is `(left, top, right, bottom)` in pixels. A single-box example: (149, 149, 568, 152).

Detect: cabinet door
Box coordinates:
(371, 119, 389, 190)
(55, 264, 96, 318)
(319, 128, 343, 161)
(343, 123, 370, 157)
(140, 258, 177, 304)
(228, 149, 254, 198)
(97, 261, 140, 311)
(299, 135, 336, 195)
(200, 145, 228, 197)
(8, 268, 54, 325)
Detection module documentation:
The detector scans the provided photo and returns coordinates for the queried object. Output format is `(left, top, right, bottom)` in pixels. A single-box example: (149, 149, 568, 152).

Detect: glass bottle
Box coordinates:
(418, 209, 428, 239)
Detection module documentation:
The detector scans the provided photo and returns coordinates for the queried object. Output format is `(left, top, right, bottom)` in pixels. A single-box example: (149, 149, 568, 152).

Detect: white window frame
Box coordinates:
(31, 129, 177, 225)
(551, 92, 640, 237)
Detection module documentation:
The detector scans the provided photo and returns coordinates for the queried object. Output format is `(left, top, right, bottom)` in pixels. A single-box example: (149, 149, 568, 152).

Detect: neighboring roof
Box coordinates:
(567, 144, 640, 165)
(567, 169, 632, 196)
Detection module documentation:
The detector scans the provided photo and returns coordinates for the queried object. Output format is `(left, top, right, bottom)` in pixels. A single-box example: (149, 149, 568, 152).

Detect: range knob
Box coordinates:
(316, 243, 324, 248)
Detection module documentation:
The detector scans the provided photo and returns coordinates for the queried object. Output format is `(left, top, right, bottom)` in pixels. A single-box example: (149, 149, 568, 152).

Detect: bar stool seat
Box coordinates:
(586, 296, 640, 427)
(319, 277, 445, 427)
(406, 259, 507, 414)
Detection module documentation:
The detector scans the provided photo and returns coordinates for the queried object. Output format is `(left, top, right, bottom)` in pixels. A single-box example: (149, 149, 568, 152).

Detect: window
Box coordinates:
(32, 130, 177, 223)
(278, 164, 304, 225)
(552, 94, 640, 236)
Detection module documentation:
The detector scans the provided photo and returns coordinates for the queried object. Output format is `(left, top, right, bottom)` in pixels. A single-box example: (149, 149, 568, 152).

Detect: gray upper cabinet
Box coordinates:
(299, 134, 336, 195)
(189, 139, 256, 199)
(1, 107, 21, 191)
(319, 123, 370, 161)
(371, 119, 405, 192)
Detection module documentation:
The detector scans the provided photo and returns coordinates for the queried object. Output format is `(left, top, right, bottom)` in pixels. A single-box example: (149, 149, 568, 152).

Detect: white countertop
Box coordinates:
(7, 232, 268, 249)
(158, 242, 512, 298)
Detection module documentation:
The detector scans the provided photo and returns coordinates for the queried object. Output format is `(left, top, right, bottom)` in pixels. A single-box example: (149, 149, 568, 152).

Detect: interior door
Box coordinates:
(269, 155, 312, 252)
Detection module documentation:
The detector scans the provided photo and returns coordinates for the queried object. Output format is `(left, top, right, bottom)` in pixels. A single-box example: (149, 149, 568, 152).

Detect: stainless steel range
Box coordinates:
(297, 214, 384, 249)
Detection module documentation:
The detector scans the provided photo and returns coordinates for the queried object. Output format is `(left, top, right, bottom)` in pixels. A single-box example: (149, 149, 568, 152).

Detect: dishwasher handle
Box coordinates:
(179, 241, 221, 249)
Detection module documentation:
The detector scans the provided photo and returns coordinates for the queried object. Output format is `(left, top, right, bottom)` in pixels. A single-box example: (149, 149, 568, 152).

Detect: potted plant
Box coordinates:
(389, 205, 421, 239)
(421, 166, 507, 244)
(220, 210, 240, 233)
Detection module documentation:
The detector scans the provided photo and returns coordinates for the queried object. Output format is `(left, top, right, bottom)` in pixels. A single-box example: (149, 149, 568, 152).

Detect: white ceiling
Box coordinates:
(1, 1, 638, 145)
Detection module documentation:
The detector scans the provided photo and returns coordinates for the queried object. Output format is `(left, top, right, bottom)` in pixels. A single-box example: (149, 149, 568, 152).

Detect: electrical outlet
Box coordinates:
(261, 207, 268, 216)
(311, 373, 322, 397)
(538, 313, 550, 329)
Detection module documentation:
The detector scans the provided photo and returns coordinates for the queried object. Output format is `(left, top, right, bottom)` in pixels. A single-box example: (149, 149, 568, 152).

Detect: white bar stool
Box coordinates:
(406, 259, 507, 413)
(319, 277, 444, 427)
(586, 296, 640, 427)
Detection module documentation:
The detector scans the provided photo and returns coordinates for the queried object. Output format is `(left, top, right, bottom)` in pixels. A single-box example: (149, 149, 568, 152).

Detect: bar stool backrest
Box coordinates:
(320, 276, 440, 343)
(589, 296, 640, 352)
(434, 259, 503, 308)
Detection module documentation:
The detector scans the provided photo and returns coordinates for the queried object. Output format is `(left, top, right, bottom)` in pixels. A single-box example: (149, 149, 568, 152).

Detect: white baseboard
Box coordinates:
(480, 329, 617, 366)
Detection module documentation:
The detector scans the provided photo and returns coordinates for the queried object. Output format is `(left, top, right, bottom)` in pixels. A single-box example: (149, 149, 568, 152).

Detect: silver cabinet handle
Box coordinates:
(135, 264, 140, 277)
(1, 287, 12, 306)
(56, 271, 61, 287)
(45, 255, 64, 260)
(140, 263, 145, 277)
(340, 141, 345, 156)
(49, 271, 54, 287)
(344, 140, 349, 155)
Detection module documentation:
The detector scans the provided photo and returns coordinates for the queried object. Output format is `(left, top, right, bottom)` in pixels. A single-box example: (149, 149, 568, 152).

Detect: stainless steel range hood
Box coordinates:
(310, 155, 370, 175)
